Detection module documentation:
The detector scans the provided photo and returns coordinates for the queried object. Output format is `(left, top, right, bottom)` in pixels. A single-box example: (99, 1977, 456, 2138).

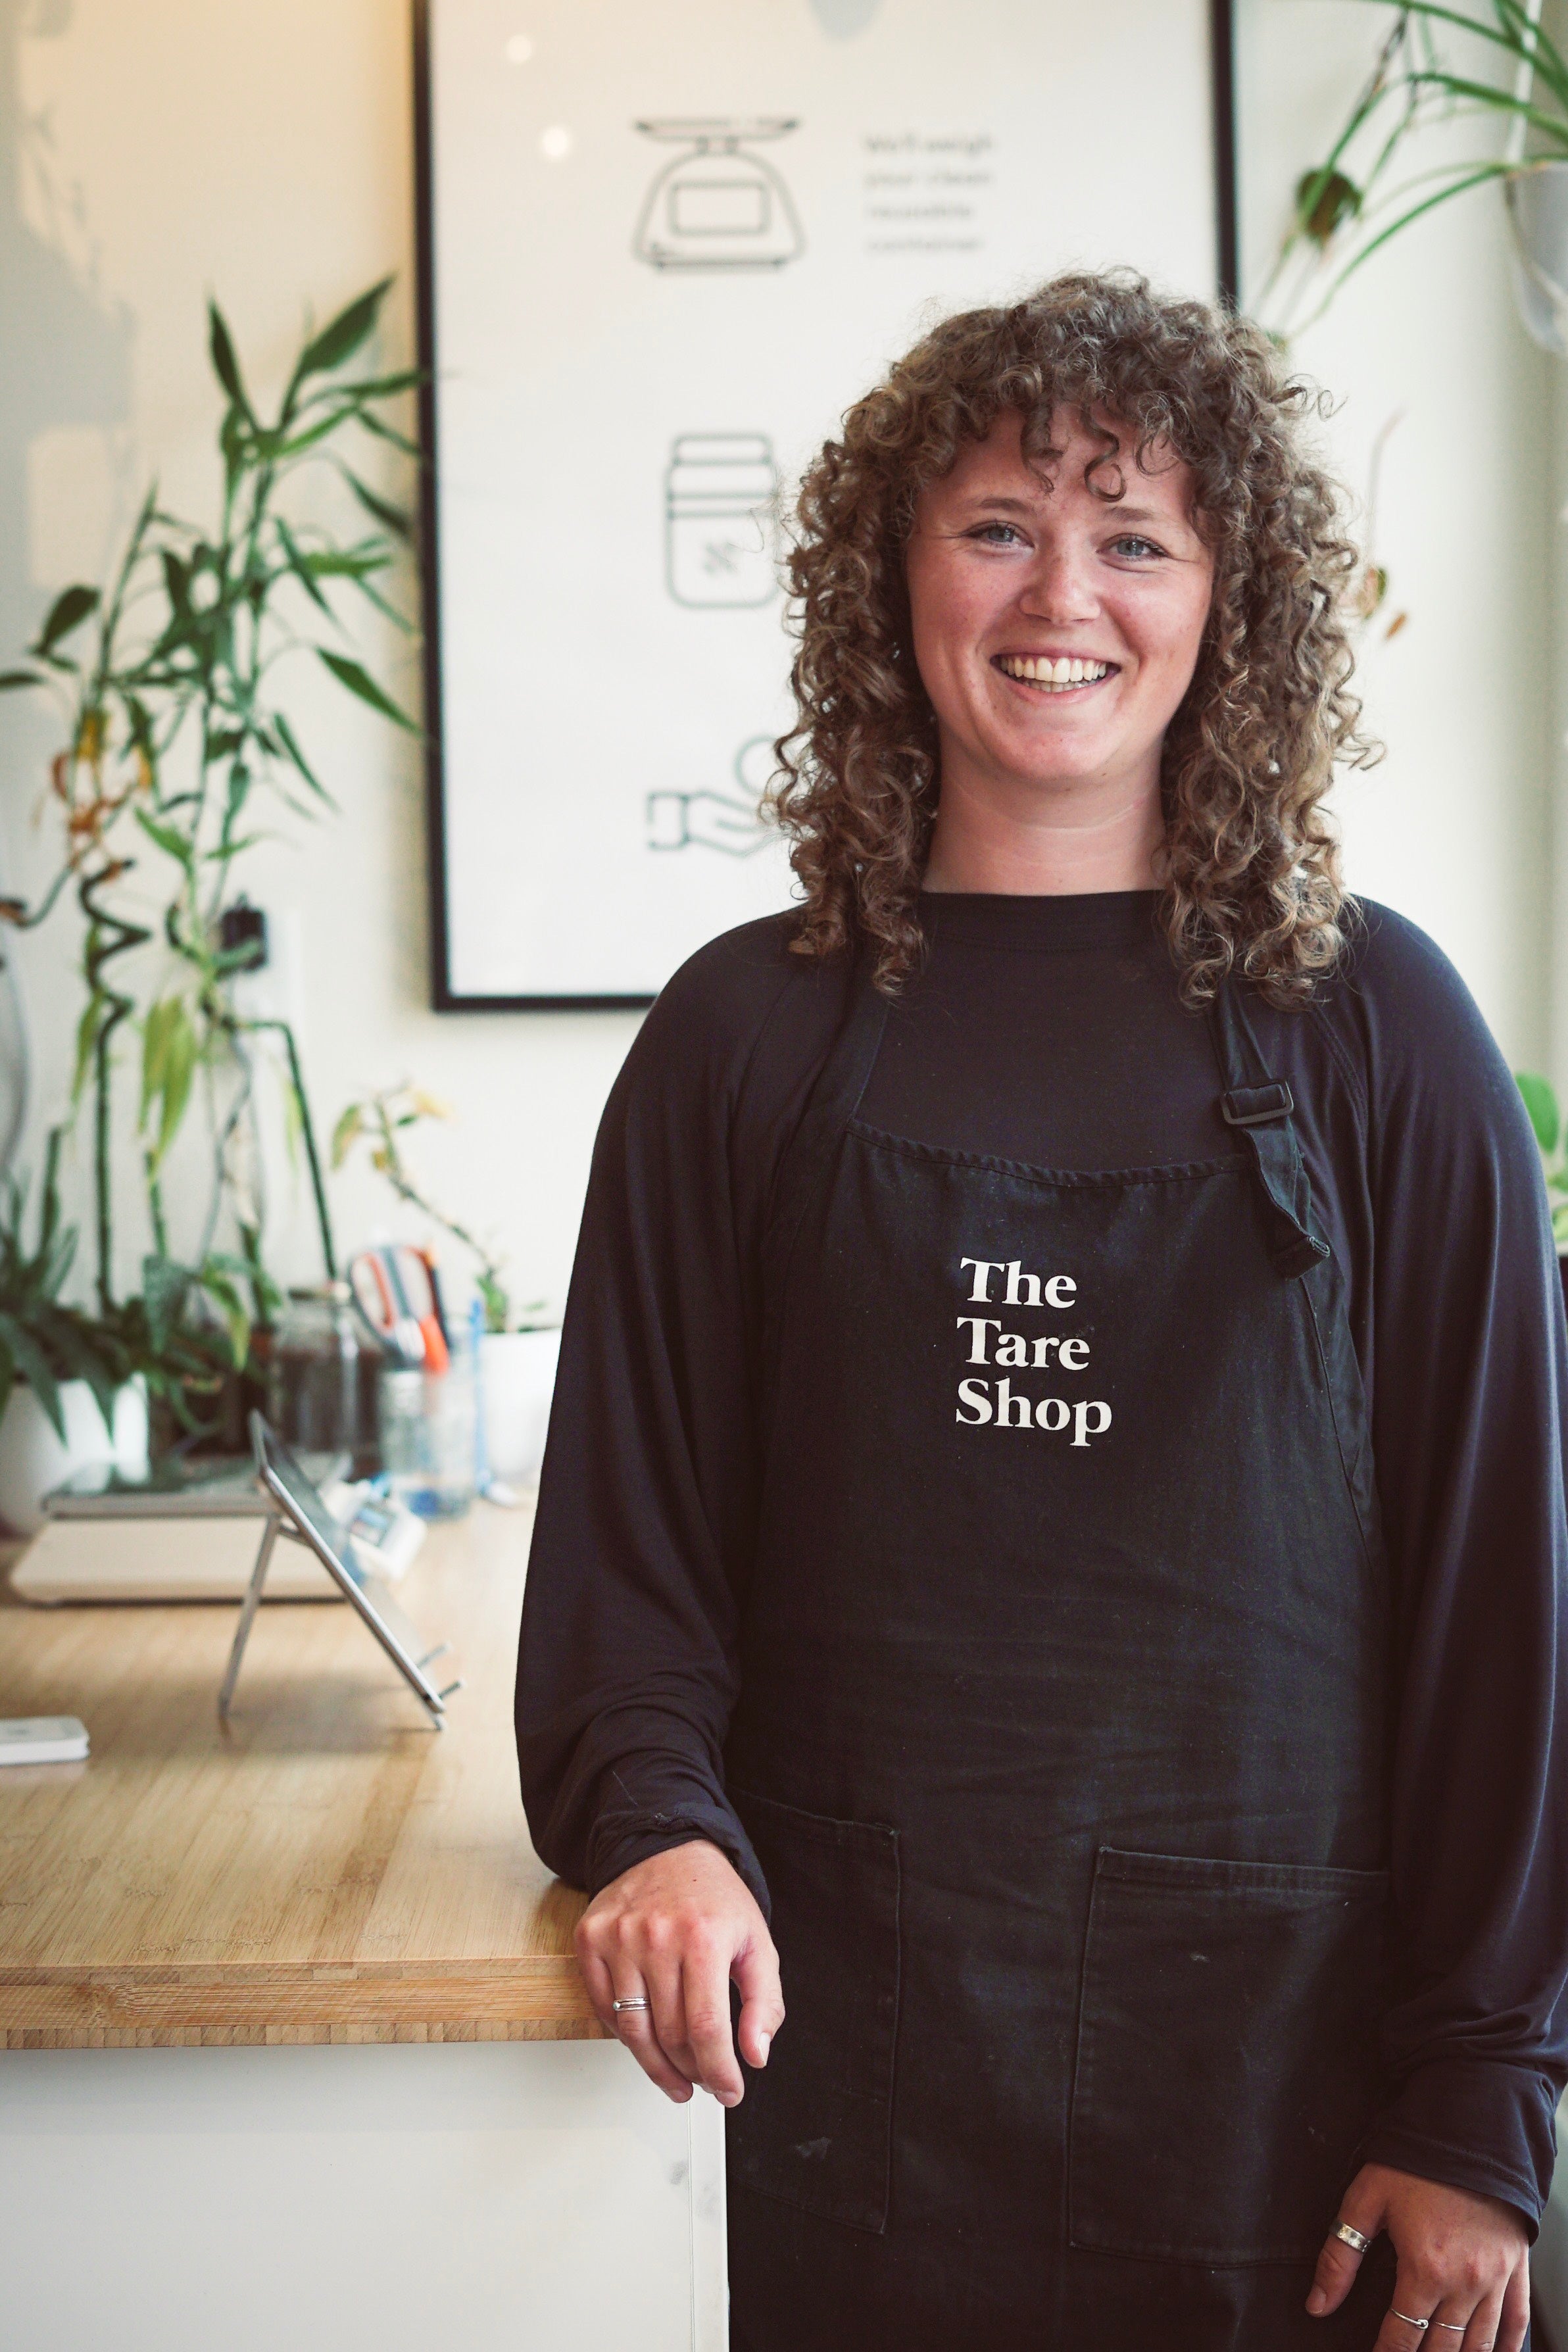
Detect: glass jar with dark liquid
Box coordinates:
(266, 1282, 380, 1473)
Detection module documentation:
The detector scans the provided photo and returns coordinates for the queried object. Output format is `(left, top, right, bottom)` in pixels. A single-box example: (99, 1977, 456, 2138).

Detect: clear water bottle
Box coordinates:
(377, 1321, 478, 1519)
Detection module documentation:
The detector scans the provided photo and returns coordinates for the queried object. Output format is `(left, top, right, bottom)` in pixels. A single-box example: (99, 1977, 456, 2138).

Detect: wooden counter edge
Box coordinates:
(0, 1957, 610, 2049)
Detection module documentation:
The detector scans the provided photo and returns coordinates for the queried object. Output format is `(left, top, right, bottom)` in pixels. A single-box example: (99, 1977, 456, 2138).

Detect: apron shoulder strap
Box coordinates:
(762, 948, 892, 1318)
(1209, 981, 1331, 1281)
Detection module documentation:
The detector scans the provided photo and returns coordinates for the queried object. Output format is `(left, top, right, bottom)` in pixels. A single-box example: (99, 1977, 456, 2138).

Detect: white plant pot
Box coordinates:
(478, 1329, 561, 1488)
(1506, 163, 1568, 355)
(0, 1377, 150, 1538)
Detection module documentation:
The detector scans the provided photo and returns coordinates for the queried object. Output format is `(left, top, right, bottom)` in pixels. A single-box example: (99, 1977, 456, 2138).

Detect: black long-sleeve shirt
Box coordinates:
(516, 888, 1568, 2232)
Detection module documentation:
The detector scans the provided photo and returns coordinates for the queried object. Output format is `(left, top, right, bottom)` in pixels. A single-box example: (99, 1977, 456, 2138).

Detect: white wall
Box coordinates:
(0, 0, 1557, 1313)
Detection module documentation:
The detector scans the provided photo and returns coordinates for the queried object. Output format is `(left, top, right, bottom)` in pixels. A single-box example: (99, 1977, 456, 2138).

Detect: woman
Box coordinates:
(516, 273, 1568, 2351)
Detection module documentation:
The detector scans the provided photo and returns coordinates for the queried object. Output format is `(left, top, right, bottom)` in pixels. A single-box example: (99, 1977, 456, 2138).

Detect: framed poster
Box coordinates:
(416, 0, 1238, 1009)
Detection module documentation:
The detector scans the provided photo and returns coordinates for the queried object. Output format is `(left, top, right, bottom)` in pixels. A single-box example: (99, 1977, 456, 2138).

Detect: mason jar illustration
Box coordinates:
(633, 118, 805, 271)
(665, 433, 779, 608)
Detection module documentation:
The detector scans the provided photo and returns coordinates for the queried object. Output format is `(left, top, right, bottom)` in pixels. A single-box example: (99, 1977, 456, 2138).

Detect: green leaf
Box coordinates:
(1516, 1071, 1559, 1156)
(271, 711, 337, 808)
(148, 1001, 198, 1170)
(351, 408, 422, 456)
(1294, 166, 1361, 249)
(293, 278, 393, 384)
(330, 1102, 364, 1168)
(323, 366, 425, 403)
(274, 516, 333, 615)
(160, 547, 193, 623)
(197, 1265, 251, 1370)
(343, 469, 413, 544)
(208, 300, 255, 423)
(72, 995, 107, 1106)
(255, 410, 348, 464)
(32, 583, 99, 658)
(0, 668, 41, 691)
(0, 1338, 15, 1423)
(139, 997, 173, 1132)
(46, 1316, 119, 1435)
(134, 806, 197, 870)
(0, 1311, 64, 1440)
(318, 648, 418, 733)
(141, 1254, 191, 1358)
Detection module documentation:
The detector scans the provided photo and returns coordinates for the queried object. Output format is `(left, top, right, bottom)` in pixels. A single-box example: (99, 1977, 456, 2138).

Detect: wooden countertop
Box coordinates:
(0, 1503, 600, 2049)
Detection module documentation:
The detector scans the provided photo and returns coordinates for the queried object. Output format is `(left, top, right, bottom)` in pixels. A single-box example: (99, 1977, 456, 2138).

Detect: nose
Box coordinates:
(1019, 540, 1099, 625)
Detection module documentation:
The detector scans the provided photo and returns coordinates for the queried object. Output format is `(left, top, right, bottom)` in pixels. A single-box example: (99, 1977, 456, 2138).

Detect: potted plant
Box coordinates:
(332, 1087, 560, 1488)
(1256, 2, 1568, 349)
(0, 1131, 146, 1533)
(0, 278, 418, 1453)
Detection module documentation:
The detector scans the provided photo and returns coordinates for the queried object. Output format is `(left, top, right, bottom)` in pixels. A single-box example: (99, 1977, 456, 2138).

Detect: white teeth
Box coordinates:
(998, 654, 1110, 689)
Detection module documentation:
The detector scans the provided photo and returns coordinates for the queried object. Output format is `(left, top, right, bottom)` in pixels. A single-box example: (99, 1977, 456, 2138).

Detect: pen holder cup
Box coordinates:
(378, 1333, 478, 1520)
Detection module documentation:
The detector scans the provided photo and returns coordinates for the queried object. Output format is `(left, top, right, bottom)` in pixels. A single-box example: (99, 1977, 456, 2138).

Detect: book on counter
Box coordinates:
(10, 1454, 424, 1605)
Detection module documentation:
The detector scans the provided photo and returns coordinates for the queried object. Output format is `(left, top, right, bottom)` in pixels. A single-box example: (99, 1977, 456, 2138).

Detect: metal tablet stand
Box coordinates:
(218, 1421, 460, 1730)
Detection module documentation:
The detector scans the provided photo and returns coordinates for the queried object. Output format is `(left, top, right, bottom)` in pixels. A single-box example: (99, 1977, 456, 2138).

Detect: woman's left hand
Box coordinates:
(1307, 2162, 1530, 2349)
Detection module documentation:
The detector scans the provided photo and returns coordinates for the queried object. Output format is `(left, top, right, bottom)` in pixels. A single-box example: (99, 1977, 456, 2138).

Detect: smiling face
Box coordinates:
(905, 408, 1215, 890)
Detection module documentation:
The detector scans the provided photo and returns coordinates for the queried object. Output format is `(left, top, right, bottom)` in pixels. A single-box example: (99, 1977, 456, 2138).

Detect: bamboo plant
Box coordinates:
(0, 278, 418, 1432)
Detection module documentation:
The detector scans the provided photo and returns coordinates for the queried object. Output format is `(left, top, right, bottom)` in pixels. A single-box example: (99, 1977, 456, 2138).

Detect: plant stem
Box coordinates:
(239, 1017, 336, 1279)
(78, 870, 151, 1311)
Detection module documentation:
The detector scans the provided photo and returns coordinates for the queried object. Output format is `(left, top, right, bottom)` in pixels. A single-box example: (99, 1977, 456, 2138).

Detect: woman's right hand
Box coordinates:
(574, 1838, 784, 2106)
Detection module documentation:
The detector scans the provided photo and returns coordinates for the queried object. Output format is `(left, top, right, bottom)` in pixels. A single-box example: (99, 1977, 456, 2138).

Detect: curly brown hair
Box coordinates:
(767, 270, 1377, 1005)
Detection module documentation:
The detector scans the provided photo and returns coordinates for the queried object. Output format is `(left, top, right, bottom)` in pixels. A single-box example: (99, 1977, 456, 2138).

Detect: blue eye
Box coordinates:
(1109, 535, 1165, 560)
(968, 522, 1027, 547)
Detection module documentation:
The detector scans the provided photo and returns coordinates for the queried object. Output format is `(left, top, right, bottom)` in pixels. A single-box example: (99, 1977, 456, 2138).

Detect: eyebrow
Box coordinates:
(959, 493, 1185, 531)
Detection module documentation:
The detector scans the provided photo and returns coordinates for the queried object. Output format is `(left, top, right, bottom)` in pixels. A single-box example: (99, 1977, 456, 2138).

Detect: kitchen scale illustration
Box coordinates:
(665, 432, 780, 607)
(633, 118, 804, 271)
(646, 736, 777, 856)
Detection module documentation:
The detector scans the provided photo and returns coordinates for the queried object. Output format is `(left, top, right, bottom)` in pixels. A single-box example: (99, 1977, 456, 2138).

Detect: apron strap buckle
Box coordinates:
(1221, 1083, 1294, 1128)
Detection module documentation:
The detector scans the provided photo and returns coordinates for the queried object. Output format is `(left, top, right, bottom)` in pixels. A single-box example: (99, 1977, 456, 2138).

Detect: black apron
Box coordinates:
(724, 958, 1407, 2350)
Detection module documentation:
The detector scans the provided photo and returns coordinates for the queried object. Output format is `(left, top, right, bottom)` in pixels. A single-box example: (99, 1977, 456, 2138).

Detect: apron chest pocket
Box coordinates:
(727, 1789, 900, 2234)
(1068, 1846, 1388, 2266)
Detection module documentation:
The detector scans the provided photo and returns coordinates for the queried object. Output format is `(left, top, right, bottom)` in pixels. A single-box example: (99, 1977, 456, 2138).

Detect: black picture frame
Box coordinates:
(413, 0, 1240, 1014)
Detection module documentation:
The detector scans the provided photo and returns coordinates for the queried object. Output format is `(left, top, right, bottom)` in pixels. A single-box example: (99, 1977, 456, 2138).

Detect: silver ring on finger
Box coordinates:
(1389, 2315, 1430, 2334)
(1333, 2222, 1373, 2253)
(1433, 2328, 1467, 2336)
(611, 1995, 650, 2014)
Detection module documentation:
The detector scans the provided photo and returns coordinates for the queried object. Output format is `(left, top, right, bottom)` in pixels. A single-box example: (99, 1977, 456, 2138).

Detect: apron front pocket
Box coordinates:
(727, 1788, 900, 2234)
(1068, 1846, 1388, 2265)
